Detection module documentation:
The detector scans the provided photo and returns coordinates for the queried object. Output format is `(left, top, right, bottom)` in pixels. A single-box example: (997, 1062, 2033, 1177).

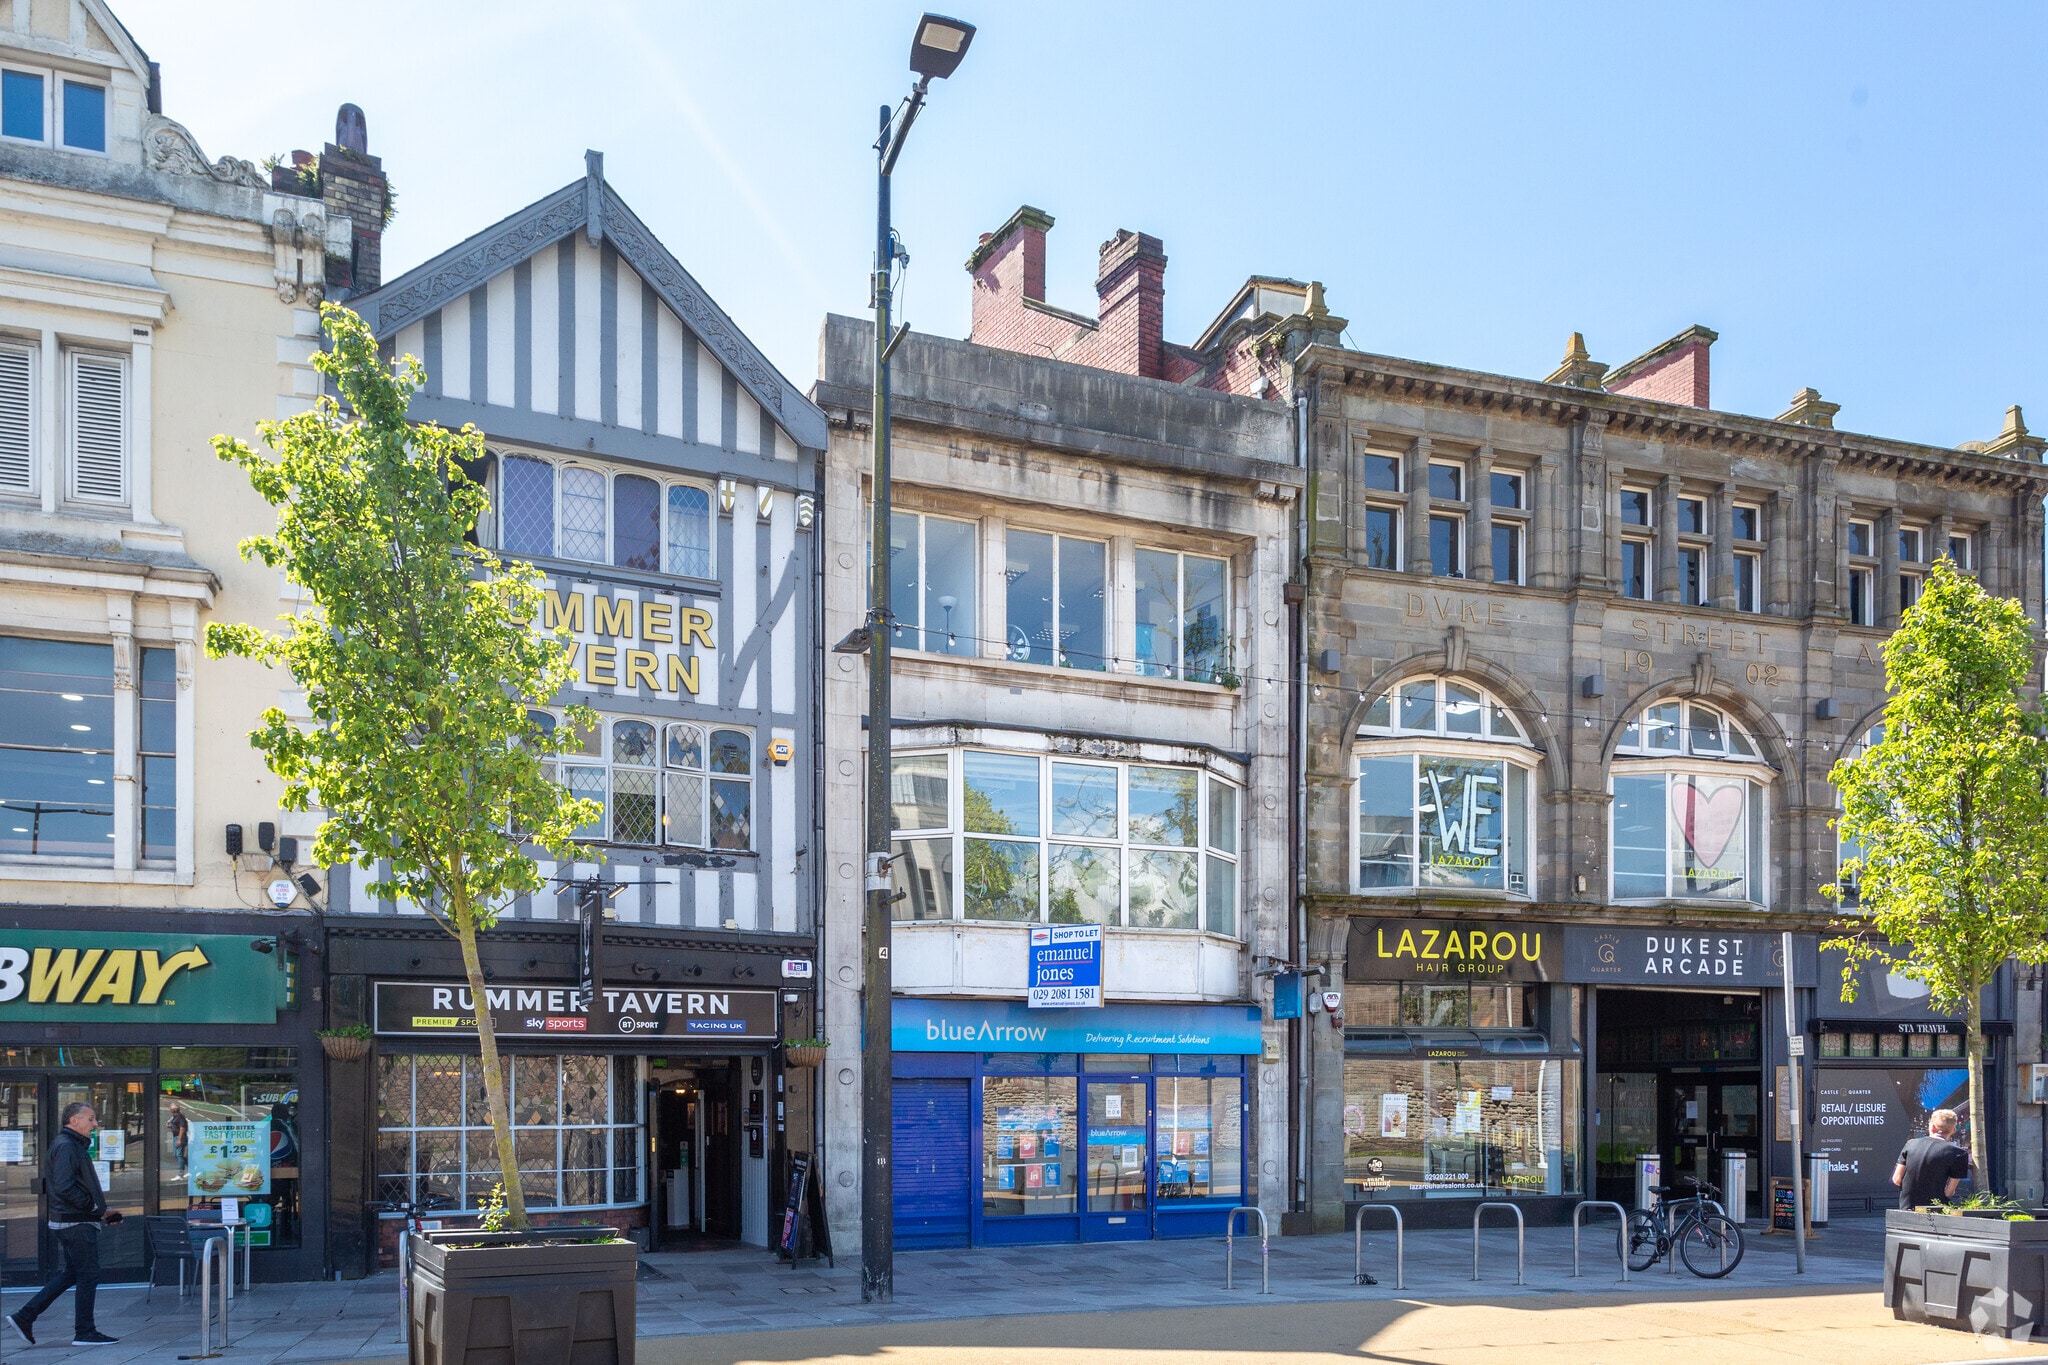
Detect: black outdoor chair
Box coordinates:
(143, 1215, 200, 1301)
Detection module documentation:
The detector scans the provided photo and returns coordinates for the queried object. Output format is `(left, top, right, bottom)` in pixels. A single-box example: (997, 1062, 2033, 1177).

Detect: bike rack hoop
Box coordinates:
(1572, 1200, 1629, 1282)
(1223, 1206, 1270, 1295)
(178, 1234, 229, 1361)
(1472, 1201, 1525, 1285)
(1352, 1203, 1404, 1290)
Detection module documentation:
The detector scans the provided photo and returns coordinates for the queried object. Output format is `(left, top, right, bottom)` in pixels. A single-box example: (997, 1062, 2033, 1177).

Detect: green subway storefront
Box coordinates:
(0, 910, 323, 1283)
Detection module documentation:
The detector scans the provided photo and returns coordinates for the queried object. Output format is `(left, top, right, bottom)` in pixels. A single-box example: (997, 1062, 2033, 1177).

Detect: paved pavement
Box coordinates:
(0, 1213, 1983, 1365)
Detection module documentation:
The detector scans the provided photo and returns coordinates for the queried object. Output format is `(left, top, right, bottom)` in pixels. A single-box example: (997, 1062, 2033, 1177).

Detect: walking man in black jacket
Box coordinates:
(7, 1102, 122, 1346)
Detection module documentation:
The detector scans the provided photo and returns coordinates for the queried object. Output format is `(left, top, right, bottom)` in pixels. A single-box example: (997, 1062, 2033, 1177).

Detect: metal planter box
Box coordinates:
(409, 1227, 637, 1365)
(1884, 1209, 2048, 1341)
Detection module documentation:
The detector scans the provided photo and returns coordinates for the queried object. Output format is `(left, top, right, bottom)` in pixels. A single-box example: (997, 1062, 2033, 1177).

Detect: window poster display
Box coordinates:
(1814, 1068, 1971, 1199)
(981, 1079, 1077, 1217)
(1154, 1076, 1241, 1203)
(189, 1120, 271, 1197)
(1342, 1058, 1579, 1201)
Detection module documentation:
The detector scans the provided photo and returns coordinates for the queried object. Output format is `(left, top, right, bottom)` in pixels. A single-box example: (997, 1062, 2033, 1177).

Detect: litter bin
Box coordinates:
(1723, 1152, 1749, 1225)
(1636, 1152, 1663, 1211)
(1808, 1152, 1831, 1228)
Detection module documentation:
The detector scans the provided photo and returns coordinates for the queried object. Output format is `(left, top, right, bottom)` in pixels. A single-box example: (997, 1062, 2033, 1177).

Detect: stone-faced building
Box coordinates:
(811, 257, 1298, 1248)
(336, 156, 827, 1268)
(1289, 323, 2048, 1226)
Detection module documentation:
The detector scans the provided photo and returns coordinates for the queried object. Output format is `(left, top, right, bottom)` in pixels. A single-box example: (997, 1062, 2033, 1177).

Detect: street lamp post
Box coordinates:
(861, 13, 975, 1306)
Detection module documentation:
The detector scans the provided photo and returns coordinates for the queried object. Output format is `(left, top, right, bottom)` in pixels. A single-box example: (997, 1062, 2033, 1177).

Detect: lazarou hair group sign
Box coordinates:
(1345, 918, 1561, 982)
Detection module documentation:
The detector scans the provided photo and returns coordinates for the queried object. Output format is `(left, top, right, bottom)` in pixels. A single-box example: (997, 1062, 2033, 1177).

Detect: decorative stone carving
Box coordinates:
(374, 191, 586, 335)
(175, 640, 195, 691)
(142, 116, 266, 189)
(1692, 651, 1716, 696)
(267, 201, 330, 305)
(1444, 624, 1468, 675)
(110, 633, 134, 692)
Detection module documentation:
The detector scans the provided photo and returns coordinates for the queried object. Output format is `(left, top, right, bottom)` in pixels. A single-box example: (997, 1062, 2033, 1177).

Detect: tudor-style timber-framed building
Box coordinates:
(334, 154, 828, 1270)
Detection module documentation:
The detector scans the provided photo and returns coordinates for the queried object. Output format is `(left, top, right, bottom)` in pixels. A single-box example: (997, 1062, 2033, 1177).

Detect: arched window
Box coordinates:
(492, 452, 719, 580)
(1354, 678, 1537, 897)
(1835, 723, 1884, 908)
(1610, 700, 1770, 904)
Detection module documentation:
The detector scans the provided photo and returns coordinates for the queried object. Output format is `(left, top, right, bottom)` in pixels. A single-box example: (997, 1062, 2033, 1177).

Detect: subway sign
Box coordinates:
(0, 930, 285, 1024)
(1346, 918, 1561, 982)
(373, 980, 779, 1041)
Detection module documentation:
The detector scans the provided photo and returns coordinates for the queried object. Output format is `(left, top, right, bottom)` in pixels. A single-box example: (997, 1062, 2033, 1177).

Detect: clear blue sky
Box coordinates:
(131, 2, 2044, 449)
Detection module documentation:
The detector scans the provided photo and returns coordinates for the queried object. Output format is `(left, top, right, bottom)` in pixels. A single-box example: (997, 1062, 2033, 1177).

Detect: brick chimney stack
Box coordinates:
(1604, 324, 1717, 409)
(967, 206, 1055, 353)
(319, 102, 389, 298)
(1093, 229, 1167, 380)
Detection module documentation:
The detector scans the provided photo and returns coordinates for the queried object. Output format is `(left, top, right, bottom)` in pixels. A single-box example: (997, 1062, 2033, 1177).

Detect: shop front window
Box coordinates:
(1154, 1074, 1241, 1204)
(375, 1053, 641, 1212)
(981, 1076, 1077, 1217)
(888, 749, 1239, 934)
(157, 1048, 302, 1249)
(1354, 678, 1536, 897)
(1341, 1057, 1579, 1200)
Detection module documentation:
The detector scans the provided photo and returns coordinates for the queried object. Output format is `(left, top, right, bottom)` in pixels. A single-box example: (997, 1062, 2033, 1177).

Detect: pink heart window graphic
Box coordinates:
(1670, 780, 1744, 867)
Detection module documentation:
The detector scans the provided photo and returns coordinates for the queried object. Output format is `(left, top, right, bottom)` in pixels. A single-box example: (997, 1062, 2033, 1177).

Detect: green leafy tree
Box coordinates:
(206, 304, 596, 1229)
(1827, 559, 2048, 1188)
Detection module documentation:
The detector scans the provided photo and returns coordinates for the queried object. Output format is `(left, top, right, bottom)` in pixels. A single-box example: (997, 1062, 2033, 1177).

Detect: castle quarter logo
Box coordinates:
(1588, 932, 1625, 973)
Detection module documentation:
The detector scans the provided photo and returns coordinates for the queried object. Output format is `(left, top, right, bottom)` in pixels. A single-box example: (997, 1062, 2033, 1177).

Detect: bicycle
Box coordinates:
(368, 1195, 454, 1348)
(1626, 1177, 1744, 1278)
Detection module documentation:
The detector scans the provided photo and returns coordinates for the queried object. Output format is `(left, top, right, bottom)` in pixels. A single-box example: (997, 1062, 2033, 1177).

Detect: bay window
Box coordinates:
(890, 749, 1240, 935)
(1610, 701, 1769, 903)
(1354, 678, 1536, 896)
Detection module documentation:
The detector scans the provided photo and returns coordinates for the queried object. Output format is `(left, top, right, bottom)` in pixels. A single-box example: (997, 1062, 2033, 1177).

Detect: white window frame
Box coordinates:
(1620, 535, 1653, 600)
(545, 711, 753, 852)
(1361, 447, 1404, 572)
(1427, 459, 1466, 504)
(890, 510, 980, 657)
(1001, 527, 1108, 671)
(1733, 550, 1761, 613)
(1609, 699, 1772, 906)
(1846, 566, 1875, 627)
(0, 339, 35, 496)
(1899, 525, 1925, 564)
(1489, 517, 1524, 586)
(1731, 502, 1764, 546)
(890, 748, 1241, 935)
(1428, 512, 1464, 579)
(491, 450, 718, 580)
(0, 65, 48, 146)
(1134, 546, 1231, 683)
(1676, 495, 1708, 536)
(64, 348, 127, 506)
(56, 74, 107, 155)
(1946, 532, 1974, 572)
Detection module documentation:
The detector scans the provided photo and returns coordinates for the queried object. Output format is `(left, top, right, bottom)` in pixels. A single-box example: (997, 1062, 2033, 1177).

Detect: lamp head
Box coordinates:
(910, 13, 974, 81)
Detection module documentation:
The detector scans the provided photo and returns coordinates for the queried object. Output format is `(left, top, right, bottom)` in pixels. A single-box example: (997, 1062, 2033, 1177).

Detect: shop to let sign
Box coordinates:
(1027, 924, 1102, 1009)
(0, 930, 284, 1024)
(189, 1121, 270, 1198)
(372, 980, 780, 1040)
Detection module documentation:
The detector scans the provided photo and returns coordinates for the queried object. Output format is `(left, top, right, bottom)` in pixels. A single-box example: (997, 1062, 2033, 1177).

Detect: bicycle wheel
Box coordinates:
(1678, 1212, 1744, 1278)
(1624, 1210, 1662, 1272)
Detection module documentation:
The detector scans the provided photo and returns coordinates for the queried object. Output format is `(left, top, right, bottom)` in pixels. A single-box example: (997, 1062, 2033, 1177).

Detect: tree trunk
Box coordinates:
(1967, 988, 1991, 1196)
(455, 895, 530, 1229)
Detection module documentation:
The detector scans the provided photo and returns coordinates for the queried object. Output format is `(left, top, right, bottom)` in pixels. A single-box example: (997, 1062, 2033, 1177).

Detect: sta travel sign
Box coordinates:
(0, 930, 283, 1023)
(372, 981, 779, 1040)
(894, 999, 1261, 1055)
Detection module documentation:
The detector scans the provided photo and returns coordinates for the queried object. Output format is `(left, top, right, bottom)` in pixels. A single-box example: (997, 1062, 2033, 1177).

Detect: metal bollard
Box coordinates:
(1572, 1200, 1629, 1282)
(1352, 1204, 1404, 1289)
(1472, 1201, 1525, 1285)
(177, 1236, 229, 1360)
(1223, 1206, 1270, 1294)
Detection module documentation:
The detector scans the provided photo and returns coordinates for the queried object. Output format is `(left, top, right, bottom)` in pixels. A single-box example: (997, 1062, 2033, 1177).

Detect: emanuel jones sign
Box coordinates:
(0, 930, 285, 1024)
(373, 981, 779, 1040)
(1027, 923, 1102, 1008)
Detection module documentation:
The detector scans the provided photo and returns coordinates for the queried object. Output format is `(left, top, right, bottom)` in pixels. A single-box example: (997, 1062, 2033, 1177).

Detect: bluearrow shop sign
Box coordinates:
(1345, 919, 1560, 982)
(893, 999, 1262, 1055)
(372, 980, 779, 1041)
(0, 930, 284, 1024)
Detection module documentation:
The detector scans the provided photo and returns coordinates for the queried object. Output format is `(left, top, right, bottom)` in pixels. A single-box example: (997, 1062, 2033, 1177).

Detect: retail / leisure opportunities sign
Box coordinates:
(1027, 923, 1102, 1008)
(0, 930, 285, 1024)
(372, 981, 780, 1040)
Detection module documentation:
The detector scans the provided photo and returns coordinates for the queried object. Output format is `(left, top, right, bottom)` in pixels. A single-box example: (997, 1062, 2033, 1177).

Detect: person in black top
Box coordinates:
(1894, 1107, 1972, 1210)
(7, 1102, 124, 1347)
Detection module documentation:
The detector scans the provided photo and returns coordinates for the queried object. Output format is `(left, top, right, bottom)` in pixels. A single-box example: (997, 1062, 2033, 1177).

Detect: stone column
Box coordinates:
(1533, 454, 1562, 590)
(107, 595, 136, 872)
(1879, 509, 1902, 628)
(1405, 436, 1432, 574)
(1657, 475, 1681, 602)
(1570, 415, 1609, 588)
(1767, 487, 1795, 616)
(1470, 445, 1495, 583)
(1711, 483, 1735, 609)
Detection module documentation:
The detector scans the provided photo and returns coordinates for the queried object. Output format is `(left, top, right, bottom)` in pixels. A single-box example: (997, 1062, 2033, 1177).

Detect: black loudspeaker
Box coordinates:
(225, 824, 243, 856)
(257, 821, 276, 852)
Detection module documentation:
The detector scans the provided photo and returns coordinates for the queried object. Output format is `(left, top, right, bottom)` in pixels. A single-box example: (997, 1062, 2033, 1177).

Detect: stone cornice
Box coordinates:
(1296, 343, 2048, 493)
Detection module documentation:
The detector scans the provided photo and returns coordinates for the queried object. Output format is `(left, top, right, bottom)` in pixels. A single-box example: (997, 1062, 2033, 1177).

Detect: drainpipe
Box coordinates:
(1290, 386, 1311, 1219)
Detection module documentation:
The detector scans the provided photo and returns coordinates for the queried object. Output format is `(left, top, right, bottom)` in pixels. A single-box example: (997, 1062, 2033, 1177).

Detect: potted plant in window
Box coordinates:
(317, 1023, 373, 1063)
(207, 306, 625, 1360)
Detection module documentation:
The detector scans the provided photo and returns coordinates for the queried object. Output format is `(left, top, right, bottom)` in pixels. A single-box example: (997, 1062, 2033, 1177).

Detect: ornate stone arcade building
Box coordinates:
(1291, 328, 2048, 1228)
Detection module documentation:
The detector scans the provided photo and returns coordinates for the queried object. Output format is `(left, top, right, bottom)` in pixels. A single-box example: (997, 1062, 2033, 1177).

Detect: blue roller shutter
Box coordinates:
(892, 1077, 970, 1248)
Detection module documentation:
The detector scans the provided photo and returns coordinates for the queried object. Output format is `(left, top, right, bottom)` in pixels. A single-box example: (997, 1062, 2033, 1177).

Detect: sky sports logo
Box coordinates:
(541, 1016, 587, 1031)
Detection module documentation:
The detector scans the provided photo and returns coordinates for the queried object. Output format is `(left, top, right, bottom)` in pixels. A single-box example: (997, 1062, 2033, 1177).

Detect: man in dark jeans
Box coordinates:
(7, 1102, 123, 1346)
(1894, 1106, 1973, 1209)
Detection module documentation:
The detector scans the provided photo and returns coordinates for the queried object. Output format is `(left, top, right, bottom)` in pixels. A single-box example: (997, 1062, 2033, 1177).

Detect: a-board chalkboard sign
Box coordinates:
(778, 1151, 834, 1266)
(1766, 1177, 1816, 1236)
